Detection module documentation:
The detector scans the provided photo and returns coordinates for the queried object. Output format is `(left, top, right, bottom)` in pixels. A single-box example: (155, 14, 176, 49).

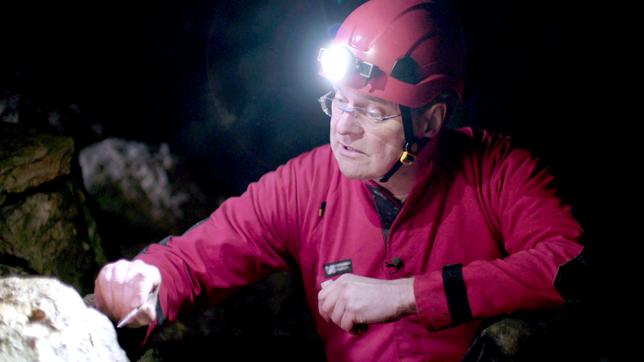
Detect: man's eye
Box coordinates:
(367, 109, 384, 120)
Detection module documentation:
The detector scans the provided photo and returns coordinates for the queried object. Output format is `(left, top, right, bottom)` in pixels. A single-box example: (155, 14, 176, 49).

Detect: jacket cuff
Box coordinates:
(413, 270, 453, 330)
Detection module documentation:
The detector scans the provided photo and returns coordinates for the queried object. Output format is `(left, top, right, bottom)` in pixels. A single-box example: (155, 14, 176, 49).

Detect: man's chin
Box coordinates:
(337, 164, 374, 180)
(333, 151, 378, 179)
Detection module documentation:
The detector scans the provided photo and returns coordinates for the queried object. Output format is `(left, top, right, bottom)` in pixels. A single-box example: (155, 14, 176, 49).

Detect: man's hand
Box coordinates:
(94, 259, 161, 328)
(317, 273, 416, 333)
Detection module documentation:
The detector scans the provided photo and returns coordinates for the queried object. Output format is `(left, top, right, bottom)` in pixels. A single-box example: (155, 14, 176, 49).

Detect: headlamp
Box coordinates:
(318, 45, 374, 83)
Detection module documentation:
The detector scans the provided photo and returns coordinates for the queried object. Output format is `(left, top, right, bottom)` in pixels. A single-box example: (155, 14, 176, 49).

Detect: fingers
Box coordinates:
(93, 259, 161, 326)
(318, 289, 332, 322)
(94, 263, 115, 315)
(124, 262, 161, 327)
(123, 260, 156, 308)
(318, 277, 356, 332)
(340, 310, 355, 332)
(317, 274, 400, 334)
(330, 295, 346, 328)
(111, 260, 130, 316)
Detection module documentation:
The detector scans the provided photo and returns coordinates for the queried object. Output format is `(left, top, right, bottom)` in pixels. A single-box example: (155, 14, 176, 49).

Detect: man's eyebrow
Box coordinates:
(333, 86, 393, 107)
(361, 93, 389, 106)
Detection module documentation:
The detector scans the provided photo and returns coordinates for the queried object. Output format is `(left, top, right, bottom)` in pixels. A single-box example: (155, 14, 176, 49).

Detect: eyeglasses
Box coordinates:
(318, 91, 401, 127)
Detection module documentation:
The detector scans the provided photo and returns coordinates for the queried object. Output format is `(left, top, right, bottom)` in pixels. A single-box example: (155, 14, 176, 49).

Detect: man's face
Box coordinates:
(329, 86, 404, 180)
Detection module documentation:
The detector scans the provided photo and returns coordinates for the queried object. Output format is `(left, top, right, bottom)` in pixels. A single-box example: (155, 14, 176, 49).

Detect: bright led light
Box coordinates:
(320, 45, 353, 82)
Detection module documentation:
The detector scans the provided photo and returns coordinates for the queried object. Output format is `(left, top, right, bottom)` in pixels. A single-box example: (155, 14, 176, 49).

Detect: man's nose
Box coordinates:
(335, 109, 362, 135)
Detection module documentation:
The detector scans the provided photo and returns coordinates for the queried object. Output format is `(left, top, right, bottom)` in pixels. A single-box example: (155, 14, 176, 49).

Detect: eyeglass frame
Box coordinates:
(318, 91, 401, 125)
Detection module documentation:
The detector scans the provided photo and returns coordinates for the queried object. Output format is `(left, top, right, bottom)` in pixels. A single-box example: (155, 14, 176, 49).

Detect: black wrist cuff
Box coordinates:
(442, 263, 473, 325)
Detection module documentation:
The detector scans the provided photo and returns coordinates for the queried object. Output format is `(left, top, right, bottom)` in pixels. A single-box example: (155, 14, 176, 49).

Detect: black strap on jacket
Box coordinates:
(442, 263, 473, 325)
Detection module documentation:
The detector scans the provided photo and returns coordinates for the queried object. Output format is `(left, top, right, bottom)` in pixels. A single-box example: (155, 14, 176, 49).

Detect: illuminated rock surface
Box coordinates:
(0, 124, 72, 194)
(0, 277, 128, 362)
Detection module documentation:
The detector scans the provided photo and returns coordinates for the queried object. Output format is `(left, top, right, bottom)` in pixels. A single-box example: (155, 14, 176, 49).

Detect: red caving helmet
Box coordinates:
(318, 0, 464, 109)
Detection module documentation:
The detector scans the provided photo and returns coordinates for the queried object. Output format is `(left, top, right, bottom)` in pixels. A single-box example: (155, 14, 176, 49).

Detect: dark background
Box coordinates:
(1, 0, 622, 359)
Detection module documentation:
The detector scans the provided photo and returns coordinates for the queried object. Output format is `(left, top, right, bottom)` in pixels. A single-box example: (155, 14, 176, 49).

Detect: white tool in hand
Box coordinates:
(116, 285, 159, 328)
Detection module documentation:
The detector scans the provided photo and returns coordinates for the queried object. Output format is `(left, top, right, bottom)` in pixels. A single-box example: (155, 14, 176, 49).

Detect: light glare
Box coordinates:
(320, 46, 352, 82)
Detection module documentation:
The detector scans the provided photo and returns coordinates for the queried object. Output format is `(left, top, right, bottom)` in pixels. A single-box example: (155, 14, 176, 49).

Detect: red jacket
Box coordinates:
(137, 128, 583, 361)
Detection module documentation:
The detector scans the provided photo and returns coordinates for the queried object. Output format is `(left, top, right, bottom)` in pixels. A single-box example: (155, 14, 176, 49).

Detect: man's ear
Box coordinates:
(417, 102, 446, 139)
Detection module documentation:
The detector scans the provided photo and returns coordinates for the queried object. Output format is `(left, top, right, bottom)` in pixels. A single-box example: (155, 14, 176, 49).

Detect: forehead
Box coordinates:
(334, 85, 396, 107)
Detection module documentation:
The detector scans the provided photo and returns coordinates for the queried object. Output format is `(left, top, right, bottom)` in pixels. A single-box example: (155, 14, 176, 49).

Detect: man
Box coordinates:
(94, 1, 584, 360)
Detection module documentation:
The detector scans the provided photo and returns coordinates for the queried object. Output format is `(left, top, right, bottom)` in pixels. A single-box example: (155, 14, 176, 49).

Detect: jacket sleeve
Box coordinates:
(135, 153, 310, 336)
(414, 142, 584, 330)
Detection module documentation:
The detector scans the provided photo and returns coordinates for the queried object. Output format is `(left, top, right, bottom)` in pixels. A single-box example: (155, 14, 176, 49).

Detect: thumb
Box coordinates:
(130, 265, 161, 305)
(125, 282, 160, 328)
(131, 297, 158, 327)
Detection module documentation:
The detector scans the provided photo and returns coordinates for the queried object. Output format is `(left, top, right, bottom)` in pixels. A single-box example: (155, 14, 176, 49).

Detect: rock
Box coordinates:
(0, 264, 30, 277)
(462, 317, 551, 362)
(0, 123, 73, 194)
(482, 318, 540, 357)
(0, 181, 106, 293)
(0, 277, 128, 362)
(79, 138, 208, 238)
(135, 348, 162, 362)
(0, 124, 106, 294)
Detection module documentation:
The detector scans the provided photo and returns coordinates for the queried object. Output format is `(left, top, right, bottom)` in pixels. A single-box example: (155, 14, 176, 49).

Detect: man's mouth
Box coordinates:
(341, 144, 363, 154)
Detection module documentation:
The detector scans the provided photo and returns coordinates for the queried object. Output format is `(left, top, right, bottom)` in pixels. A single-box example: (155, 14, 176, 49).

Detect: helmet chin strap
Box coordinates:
(379, 106, 429, 183)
